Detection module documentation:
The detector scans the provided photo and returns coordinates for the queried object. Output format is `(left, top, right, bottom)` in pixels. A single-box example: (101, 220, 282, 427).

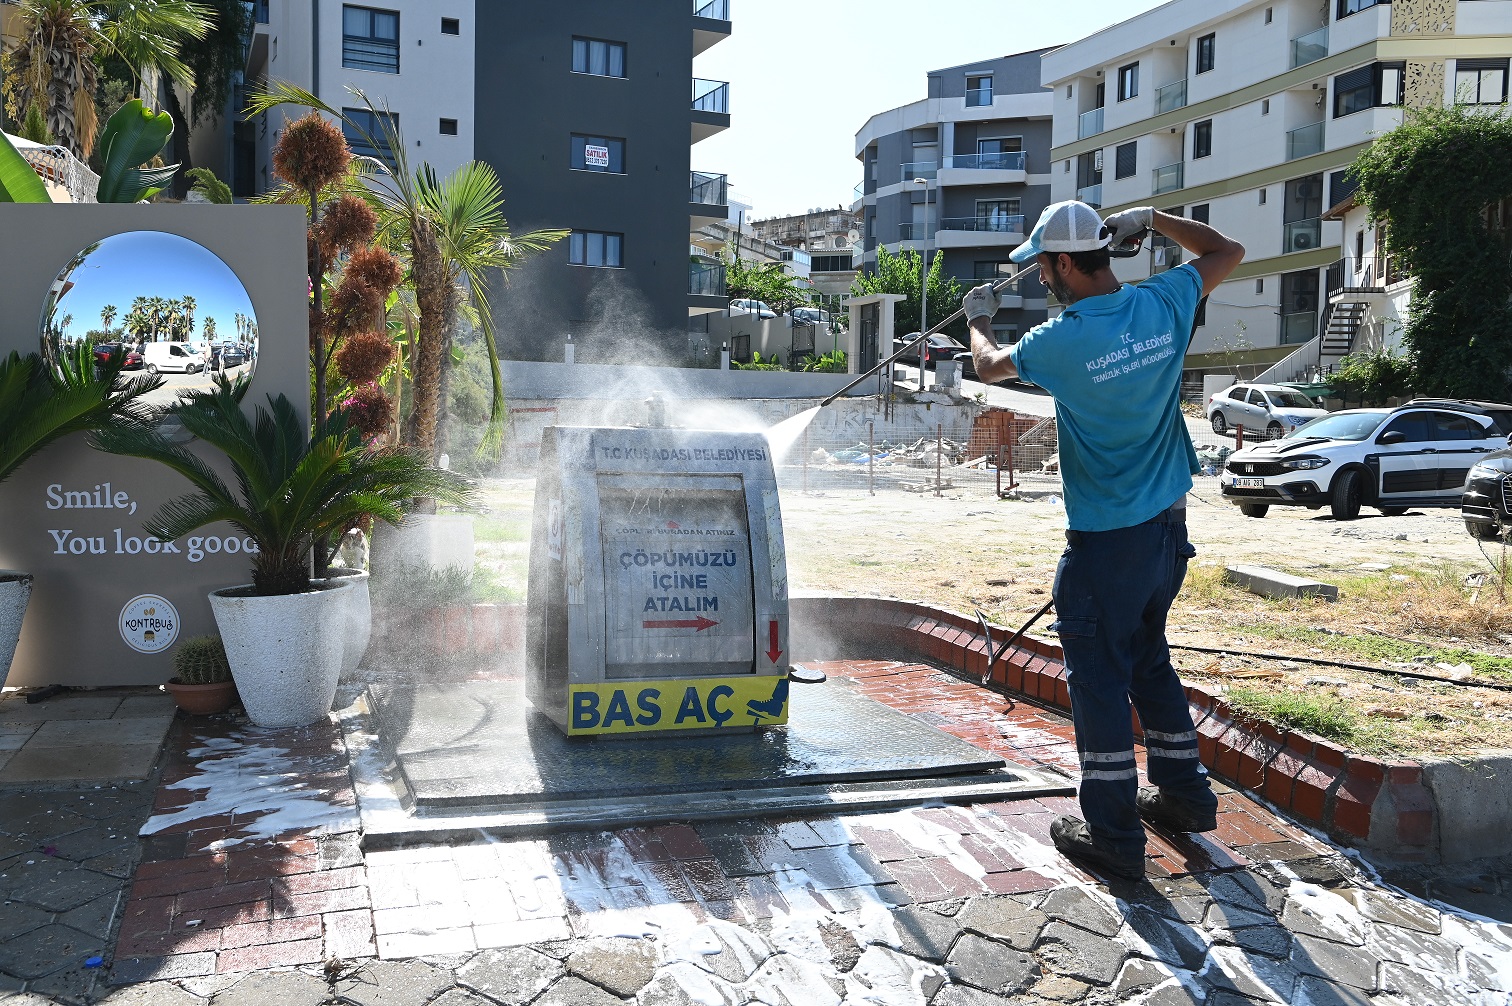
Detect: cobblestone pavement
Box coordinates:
(3, 660, 1510, 1004)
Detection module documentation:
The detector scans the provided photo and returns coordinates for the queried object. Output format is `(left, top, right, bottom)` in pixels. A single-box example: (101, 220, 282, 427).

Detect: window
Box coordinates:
(1255, 278, 1264, 294)
(1333, 65, 1374, 117)
(342, 107, 397, 166)
(1380, 63, 1404, 106)
(811, 254, 851, 273)
(1196, 34, 1216, 75)
(1193, 119, 1212, 159)
(966, 74, 993, 107)
(441, 17, 459, 35)
(1380, 412, 1433, 443)
(342, 5, 399, 74)
(976, 136, 1022, 168)
(974, 261, 1014, 281)
(976, 199, 1020, 231)
(572, 37, 626, 78)
(1262, 98, 1270, 115)
(1259, 188, 1267, 205)
(569, 231, 623, 268)
(570, 134, 625, 173)
(1264, 7, 1272, 24)
(1118, 62, 1139, 101)
(1338, 0, 1384, 18)
(1114, 141, 1137, 180)
(1191, 203, 1210, 224)
(992, 325, 1020, 345)
(1456, 59, 1508, 105)
(439, 118, 458, 136)
(1066, 84, 1073, 98)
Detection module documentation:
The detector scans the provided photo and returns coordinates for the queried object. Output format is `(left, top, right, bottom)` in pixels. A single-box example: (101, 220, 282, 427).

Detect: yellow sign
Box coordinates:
(568, 675, 789, 735)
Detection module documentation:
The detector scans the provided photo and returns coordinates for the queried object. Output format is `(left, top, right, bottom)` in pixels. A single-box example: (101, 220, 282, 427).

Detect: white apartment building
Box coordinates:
(1042, 0, 1512, 382)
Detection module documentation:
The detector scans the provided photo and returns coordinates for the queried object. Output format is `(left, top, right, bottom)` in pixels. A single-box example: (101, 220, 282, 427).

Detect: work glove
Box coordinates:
(1103, 206, 1154, 249)
(962, 283, 1000, 322)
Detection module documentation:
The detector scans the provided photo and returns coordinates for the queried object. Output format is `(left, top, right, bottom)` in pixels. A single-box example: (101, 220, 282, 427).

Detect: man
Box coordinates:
(964, 202, 1244, 880)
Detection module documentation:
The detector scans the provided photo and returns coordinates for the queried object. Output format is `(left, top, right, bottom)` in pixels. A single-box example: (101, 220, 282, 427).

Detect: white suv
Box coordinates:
(1221, 401, 1512, 520)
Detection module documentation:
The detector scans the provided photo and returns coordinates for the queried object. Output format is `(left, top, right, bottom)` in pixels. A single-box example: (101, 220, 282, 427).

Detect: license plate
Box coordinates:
(1233, 478, 1266, 489)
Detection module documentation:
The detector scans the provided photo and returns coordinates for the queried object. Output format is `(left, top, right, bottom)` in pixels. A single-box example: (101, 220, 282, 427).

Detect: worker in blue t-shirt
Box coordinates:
(965, 201, 1245, 881)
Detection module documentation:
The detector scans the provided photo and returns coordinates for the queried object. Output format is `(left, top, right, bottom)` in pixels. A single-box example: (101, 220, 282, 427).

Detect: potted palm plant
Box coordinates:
(0, 344, 160, 688)
(94, 379, 473, 728)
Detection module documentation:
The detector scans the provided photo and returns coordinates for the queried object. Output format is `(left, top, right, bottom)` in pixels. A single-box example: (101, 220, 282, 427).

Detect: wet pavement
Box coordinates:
(1, 662, 1510, 1004)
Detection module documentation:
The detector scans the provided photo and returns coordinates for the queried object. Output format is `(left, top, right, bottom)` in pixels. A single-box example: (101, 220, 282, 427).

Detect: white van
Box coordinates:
(141, 342, 205, 374)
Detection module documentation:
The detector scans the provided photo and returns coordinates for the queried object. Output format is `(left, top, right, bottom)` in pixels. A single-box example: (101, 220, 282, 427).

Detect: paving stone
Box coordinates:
(945, 933, 1038, 996)
(333, 960, 455, 1006)
(564, 938, 658, 997)
(1340, 888, 1441, 935)
(635, 964, 740, 1006)
(81, 845, 138, 879)
(1198, 945, 1300, 1004)
(1461, 943, 1512, 993)
(1036, 887, 1121, 937)
(1272, 857, 1353, 887)
(1035, 920, 1127, 985)
(209, 970, 330, 1006)
(847, 945, 945, 1002)
(88, 981, 203, 1005)
(0, 972, 21, 994)
(887, 905, 962, 962)
(1123, 905, 1210, 972)
(930, 987, 1017, 1006)
(817, 921, 862, 972)
(0, 900, 50, 942)
(0, 859, 119, 912)
(1290, 933, 1378, 991)
(107, 953, 218, 984)
(1208, 872, 1283, 915)
(1031, 974, 1091, 1001)
(1139, 895, 1214, 925)
(1364, 922, 1459, 974)
(1139, 982, 1206, 1006)
(533, 975, 626, 1005)
(429, 991, 496, 1006)
(1205, 900, 1273, 930)
(1293, 975, 1375, 1005)
(954, 895, 1047, 950)
(1281, 891, 1365, 946)
(1377, 962, 1483, 1006)
(24, 963, 103, 1005)
(0, 923, 101, 979)
(675, 922, 771, 984)
(1231, 924, 1294, 959)
(47, 827, 135, 864)
(57, 891, 122, 940)
(456, 946, 563, 1004)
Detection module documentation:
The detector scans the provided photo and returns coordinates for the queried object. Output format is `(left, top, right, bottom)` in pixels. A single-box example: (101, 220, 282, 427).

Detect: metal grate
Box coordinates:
(1501, 476, 1512, 516)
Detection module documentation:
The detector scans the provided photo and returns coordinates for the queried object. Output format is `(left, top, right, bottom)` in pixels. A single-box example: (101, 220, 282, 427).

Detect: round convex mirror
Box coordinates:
(39, 232, 260, 430)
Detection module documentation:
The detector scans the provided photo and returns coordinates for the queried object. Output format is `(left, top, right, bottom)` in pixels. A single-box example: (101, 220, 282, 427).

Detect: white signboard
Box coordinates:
(585, 144, 610, 168)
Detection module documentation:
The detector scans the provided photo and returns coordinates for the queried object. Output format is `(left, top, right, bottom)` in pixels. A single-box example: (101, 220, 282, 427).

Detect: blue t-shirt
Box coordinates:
(1008, 263, 1202, 532)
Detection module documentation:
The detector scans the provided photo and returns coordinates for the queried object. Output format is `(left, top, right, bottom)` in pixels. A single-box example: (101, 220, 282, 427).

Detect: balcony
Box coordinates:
(250, 0, 268, 22)
(1076, 183, 1103, 208)
(1152, 161, 1184, 195)
(900, 161, 937, 183)
(689, 262, 727, 314)
(1285, 121, 1324, 161)
(1290, 26, 1328, 69)
(691, 79, 730, 143)
(690, 171, 728, 225)
(1283, 217, 1323, 254)
(898, 223, 927, 241)
(1078, 106, 1104, 139)
(938, 151, 1026, 187)
(965, 86, 993, 108)
(935, 214, 1025, 250)
(1155, 79, 1188, 114)
(692, 0, 731, 57)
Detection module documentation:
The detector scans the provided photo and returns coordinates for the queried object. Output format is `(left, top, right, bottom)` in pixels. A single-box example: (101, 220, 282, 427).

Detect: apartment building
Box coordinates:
(853, 48, 1057, 353)
(235, 0, 733, 362)
(751, 206, 862, 298)
(1042, 0, 1512, 380)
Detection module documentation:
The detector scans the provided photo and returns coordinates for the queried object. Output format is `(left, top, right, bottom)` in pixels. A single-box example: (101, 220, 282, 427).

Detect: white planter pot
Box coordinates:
(208, 579, 352, 728)
(371, 513, 475, 581)
(316, 567, 371, 679)
(0, 571, 33, 691)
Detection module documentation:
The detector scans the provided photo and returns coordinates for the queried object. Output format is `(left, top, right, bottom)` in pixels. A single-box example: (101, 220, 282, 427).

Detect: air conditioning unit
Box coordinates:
(1292, 231, 1315, 251)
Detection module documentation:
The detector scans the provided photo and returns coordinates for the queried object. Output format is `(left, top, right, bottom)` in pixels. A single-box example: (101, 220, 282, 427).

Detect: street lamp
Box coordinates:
(912, 176, 930, 391)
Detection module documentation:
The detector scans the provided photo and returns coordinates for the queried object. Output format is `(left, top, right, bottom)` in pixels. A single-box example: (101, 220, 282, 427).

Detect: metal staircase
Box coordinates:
(1319, 298, 1370, 369)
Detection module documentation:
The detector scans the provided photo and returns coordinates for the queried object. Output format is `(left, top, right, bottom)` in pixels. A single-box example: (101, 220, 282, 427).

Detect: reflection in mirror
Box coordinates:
(40, 232, 259, 418)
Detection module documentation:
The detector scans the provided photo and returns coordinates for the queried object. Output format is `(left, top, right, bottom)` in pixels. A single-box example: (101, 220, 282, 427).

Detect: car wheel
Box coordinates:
(1377, 506, 1409, 516)
(145, 364, 158, 375)
(1238, 503, 1269, 518)
(1331, 469, 1363, 521)
(1210, 412, 1228, 434)
(1267, 422, 1283, 439)
(1466, 519, 1502, 541)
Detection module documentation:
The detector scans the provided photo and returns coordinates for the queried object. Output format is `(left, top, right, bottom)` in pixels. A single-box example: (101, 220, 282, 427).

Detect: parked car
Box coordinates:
(1220, 400, 1512, 520)
(1207, 383, 1327, 437)
(1459, 435, 1512, 540)
(729, 299, 776, 319)
(790, 307, 832, 327)
(893, 332, 968, 368)
(141, 341, 205, 375)
(217, 342, 249, 369)
(90, 343, 144, 371)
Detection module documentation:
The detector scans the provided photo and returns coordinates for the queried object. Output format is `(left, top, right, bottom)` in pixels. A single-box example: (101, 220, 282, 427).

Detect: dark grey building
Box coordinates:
(853, 48, 1055, 342)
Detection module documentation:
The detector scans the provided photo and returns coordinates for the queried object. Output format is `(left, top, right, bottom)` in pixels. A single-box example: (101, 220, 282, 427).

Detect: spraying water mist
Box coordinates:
(764, 406, 821, 460)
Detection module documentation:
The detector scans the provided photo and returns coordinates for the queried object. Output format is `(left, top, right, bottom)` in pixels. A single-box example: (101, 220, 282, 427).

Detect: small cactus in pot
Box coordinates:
(165, 635, 238, 715)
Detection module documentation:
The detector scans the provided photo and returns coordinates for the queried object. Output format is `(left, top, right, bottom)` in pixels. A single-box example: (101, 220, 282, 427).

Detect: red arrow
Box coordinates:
(643, 616, 719, 631)
(766, 619, 783, 664)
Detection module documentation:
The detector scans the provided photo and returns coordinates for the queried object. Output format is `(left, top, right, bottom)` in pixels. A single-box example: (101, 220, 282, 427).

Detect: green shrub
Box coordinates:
(172, 635, 232, 685)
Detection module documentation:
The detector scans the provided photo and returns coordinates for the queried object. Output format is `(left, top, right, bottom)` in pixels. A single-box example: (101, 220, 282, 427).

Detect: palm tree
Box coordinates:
(246, 83, 567, 468)
(3, 0, 212, 160)
(180, 295, 197, 339)
(100, 305, 118, 334)
(123, 304, 150, 343)
(202, 316, 217, 342)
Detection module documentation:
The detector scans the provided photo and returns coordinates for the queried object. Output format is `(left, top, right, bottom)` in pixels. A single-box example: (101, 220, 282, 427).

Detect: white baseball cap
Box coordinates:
(1009, 200, 1111, 263)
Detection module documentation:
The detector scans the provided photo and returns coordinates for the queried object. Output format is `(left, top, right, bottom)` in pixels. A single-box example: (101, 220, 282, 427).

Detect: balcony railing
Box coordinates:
(1152, 161, 1184, 195)
(965, 87, 993, 107)
(690, 262, 727, 297)
(900, 162, 936, 183)
(1076, 183, 1103, 208)
(944, 151, 1026, 171)
(693, 0, 729, 18)
(1155, 79, 1188, 114)
(1283, 217, 1323, 254)
(1078, 106, 1104, 139)
(251, 0, 269, 23)
(1281, 310, 1318, 345)
(853, 182, 865, 202)
(1290, 25, 1328, 69)
(898, 223, 927, 240)
(939, 214, 1025, 234)
(692, 79, 729, 113)
(690, 171, 727, 205)
(1286, 121, 1324, 161)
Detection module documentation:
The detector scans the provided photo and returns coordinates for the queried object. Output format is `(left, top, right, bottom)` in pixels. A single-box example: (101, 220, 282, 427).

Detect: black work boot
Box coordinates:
(1136, 786, 1218, 833)
(1050, 816, 1145, 881)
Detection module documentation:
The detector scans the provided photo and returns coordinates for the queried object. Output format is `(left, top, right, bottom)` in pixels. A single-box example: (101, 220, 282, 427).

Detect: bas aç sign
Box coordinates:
(0, 205, 310, 687)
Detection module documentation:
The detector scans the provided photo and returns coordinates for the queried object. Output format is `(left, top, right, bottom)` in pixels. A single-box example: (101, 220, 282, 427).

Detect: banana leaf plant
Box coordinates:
(92, 378, 477, 596)
(0, 99, 177, 203)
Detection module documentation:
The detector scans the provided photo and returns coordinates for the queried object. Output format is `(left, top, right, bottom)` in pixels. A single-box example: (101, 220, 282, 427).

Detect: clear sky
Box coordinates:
(692, 0, 1169, 221)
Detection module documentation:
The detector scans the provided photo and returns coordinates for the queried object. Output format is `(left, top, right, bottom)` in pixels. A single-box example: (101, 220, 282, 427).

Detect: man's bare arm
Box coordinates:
(970, 317, 1019, 384)
(1151, 209, 1244, 297)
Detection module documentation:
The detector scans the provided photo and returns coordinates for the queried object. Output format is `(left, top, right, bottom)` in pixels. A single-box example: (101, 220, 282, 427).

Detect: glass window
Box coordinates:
(439, 118, 458, 136)
(1338, 0, 1383, 18)
(975, 200, 1020, 231)
(570, 135, 625, 173)
(1334, 66, 1374, 118)
(1118, 62, 1139, 101)
(1456, 59, 1508, 105)
(1196, 34, 1216, 75)
(1114, 142, 1137, 179)
(974, 261, 1014, 281)
(572, 37, 626, 78)
(966, 74, 992, 107)
(1431, 412, 1480, 441)
(569, 231, 624, 268)
(342, 5, 399, 74)
(1194, 119, 1212, 159)
(1380, 412, 1434, 443)
(341, 107, 398, 166)
(441, 17, 459, 34)
(1379, 63, 1404, 106)
(1191, 203, 1210, 224)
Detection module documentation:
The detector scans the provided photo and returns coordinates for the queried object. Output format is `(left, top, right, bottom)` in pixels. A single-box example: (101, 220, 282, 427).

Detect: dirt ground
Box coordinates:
(472, 475, 1512, 759)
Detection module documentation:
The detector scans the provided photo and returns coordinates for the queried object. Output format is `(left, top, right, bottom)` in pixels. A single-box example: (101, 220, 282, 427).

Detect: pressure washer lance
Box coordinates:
(974, 599, 1055, 686)
(817, 227, 1149, 408)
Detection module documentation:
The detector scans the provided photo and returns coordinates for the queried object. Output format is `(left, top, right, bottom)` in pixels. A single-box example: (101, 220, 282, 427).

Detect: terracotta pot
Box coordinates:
(164, 678, 238, 716)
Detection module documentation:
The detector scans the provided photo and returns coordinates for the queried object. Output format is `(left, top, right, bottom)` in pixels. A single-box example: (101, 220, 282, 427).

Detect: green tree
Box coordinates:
(719, 245, 808, 314)
(100, 304, 117, 334)
(1349, 103, 1512, 400)
(1330, 348, 1415, 407)
(849, 244, 964, 338)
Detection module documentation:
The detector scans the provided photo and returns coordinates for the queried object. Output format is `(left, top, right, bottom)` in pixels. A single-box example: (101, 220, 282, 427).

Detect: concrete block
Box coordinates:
(1224, 565, 1338, 601)
(1420, 753, 1512, 863)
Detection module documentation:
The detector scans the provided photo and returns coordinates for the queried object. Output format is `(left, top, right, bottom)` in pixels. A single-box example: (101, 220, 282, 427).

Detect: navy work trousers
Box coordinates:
(1050, 505, 1215, 858)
